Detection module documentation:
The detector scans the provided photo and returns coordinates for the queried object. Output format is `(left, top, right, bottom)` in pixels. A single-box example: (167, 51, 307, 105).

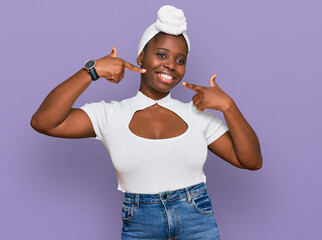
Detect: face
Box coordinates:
(137, 34, 188, 96)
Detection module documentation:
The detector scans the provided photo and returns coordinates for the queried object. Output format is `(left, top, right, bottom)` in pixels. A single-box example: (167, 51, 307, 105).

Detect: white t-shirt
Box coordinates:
(80, 91, 228, 193)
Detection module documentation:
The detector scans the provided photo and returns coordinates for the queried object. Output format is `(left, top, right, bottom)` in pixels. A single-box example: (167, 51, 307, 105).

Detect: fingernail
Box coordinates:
(182, 82, 186, 86)
(141, 69, 146, 73)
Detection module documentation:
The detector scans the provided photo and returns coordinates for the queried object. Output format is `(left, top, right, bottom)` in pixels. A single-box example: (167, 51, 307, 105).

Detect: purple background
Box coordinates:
(1, 0, 321, 239)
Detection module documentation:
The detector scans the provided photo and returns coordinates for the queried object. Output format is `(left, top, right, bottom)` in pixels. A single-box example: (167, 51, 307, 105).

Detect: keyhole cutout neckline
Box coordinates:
(127, 91, 190, 141)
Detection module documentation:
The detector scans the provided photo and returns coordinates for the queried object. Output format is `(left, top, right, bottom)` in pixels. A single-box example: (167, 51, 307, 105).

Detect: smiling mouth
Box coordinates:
(156, 73, 175, 83)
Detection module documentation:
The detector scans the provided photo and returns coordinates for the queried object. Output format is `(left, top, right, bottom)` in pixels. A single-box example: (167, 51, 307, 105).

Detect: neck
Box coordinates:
(139, 85, 170, 100)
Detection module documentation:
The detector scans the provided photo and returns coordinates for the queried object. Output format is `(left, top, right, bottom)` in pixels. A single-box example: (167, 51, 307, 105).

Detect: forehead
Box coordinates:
(147, 34, 188, 55)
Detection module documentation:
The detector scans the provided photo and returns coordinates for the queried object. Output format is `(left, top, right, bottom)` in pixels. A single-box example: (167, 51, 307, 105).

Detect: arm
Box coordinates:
(31, 47, 145, 138)
(208, 100, 262, 170)
(30, 68, 95, 138)
(182, 74, 262, 170)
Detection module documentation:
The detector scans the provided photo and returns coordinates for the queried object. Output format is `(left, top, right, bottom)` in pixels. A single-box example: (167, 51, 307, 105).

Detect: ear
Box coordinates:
(137, 50, 144, 66)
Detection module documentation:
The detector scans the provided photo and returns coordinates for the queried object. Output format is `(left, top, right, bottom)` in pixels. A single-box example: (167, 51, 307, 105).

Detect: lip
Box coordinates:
(155, 71, 177, 84)
(156, 71, 176, 78)
(156, 72, 176, 84)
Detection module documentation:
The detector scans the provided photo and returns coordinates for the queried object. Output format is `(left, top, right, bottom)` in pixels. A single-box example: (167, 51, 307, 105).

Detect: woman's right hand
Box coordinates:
(31, 47, 145, 139)
(95, 47, 146, 83)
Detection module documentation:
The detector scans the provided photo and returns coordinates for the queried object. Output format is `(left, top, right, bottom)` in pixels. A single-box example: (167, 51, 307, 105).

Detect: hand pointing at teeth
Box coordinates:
(95, 47, 146, 83)
(182, 74, 234, 112)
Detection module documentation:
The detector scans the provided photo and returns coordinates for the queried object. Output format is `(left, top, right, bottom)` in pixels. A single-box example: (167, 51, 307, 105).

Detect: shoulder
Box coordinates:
(80, 99, 118, 111)
(170, 97, 213, 115)
(170, 98, 217, 123)
(79, 96, 132, 116)
(119, 95, 135, 107)
(94, 95, 136, 107)
(183, 100, 215, 120)
(171, 98, 191, 109)
(183, 100, 224, 127)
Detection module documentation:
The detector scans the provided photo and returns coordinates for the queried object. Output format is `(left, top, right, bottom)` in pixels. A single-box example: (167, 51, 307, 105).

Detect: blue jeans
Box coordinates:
(121, 182, 220, 239)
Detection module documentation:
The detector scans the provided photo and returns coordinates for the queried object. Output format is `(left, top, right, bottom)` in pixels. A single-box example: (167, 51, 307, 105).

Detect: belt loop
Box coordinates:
(135, 194, 139, 209)
(185, 187, 192, 203)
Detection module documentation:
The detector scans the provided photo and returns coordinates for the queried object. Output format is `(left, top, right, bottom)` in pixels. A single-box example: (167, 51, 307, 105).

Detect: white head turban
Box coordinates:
(137, 5, 190, 56)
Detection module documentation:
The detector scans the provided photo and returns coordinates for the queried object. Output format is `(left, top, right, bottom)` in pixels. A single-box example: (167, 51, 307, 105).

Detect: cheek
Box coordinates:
(178, 66, 186, 78)
(142, 58, 157, 70)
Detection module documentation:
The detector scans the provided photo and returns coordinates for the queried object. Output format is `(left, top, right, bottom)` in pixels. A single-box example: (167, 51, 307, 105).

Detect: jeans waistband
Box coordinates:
(123, 182, 207, 207)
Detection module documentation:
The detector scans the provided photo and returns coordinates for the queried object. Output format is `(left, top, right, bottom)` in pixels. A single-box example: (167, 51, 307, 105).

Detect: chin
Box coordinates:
(154, 82, 179, 93)
(152, 85, 172, 93)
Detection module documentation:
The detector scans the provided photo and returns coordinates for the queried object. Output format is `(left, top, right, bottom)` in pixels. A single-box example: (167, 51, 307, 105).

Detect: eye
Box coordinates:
(157, 53, 166, 58)
(176, 58, 185, 65)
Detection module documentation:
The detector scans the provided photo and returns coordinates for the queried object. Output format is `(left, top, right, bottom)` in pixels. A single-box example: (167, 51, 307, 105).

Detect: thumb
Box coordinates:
(109, 47, 118, 58)
(209, 73, 218, 87)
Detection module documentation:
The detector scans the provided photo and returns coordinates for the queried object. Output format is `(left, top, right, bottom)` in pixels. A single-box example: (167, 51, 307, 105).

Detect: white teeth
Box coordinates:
(159, 73, 173, 80)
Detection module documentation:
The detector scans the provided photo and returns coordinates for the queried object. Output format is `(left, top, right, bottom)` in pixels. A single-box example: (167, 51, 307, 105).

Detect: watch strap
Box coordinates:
(88, 67, 99, 81)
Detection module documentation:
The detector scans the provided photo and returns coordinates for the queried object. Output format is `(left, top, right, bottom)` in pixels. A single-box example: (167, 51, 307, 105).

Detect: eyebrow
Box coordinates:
(154, 48, 187, 58)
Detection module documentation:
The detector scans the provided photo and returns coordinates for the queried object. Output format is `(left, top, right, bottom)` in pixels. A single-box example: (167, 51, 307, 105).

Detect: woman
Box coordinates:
(31, 5, 262, 240)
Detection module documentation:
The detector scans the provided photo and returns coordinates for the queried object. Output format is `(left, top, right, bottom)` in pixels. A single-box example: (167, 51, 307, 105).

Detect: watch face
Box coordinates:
(85, 60, 95, 69)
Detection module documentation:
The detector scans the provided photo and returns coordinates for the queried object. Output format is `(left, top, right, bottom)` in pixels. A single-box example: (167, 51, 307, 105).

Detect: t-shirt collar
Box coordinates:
(132, 91, 172, 110)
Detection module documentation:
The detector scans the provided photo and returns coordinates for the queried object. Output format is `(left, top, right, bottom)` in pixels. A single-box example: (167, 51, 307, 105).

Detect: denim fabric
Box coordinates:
(121, 182, 220, 239)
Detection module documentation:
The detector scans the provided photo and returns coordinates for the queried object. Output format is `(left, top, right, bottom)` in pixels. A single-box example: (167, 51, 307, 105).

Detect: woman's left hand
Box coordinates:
(182, 74, 234, 112)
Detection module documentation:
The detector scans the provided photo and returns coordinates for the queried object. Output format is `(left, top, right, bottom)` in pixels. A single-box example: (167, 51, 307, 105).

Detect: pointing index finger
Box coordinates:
(182, 82, 202, 92)
(124, 60, 146, 73)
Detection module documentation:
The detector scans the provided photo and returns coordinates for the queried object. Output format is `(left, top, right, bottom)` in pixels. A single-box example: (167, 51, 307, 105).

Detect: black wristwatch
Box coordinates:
(84, 60, 99, 81)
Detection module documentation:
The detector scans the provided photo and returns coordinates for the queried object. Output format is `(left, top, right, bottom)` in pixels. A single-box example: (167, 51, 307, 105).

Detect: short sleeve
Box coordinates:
(79, 100, 110, 141)
(205, 113, 229, 145)
(191, 104, 229, 145)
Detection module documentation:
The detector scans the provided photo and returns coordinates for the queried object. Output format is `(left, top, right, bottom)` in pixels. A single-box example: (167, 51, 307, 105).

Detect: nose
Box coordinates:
(163, 58, 175, 71)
